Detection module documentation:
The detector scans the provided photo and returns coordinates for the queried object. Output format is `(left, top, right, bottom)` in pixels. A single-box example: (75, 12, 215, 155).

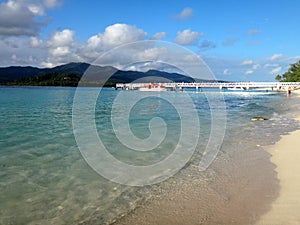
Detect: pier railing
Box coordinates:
(116, 82, 300, 90)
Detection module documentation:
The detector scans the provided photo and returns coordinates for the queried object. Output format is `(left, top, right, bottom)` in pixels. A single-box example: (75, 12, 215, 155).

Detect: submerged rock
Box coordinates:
(251, 117, 268, 121)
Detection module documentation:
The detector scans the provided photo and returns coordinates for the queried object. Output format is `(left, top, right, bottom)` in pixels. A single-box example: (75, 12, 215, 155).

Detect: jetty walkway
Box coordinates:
(116, 82, 300, 91)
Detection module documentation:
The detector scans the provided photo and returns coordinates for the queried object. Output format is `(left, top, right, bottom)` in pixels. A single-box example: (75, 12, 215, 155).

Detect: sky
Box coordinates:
(0, 0, 300, 81)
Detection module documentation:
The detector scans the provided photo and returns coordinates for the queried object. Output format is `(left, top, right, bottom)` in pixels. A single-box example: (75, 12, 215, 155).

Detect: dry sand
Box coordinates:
(256, 90, 300, 225)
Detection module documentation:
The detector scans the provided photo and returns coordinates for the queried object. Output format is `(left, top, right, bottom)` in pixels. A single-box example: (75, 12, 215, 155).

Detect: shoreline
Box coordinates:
(256, 90, 300, 225)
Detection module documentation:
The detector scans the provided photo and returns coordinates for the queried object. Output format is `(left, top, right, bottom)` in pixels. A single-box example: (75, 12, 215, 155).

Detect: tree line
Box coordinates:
(10, 72, 81, 86)
(275, 60, 300, 82)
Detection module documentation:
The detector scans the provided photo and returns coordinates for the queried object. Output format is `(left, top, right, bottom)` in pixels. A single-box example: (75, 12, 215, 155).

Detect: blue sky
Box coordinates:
(0, 0, 300, 81)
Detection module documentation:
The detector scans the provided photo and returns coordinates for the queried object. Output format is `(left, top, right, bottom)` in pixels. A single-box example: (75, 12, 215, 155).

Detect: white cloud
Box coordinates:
(174, 29, 204, 46)
(269, 54, 284, 61)
(49, 29, 74, 48)
(40, 29, 82, 67)
(222, 37, 239, 46)
(123, 61, 183, 74)
(291, 56, 300, 61)
(264, 63, 279, 68)
(223, 69, 230, 75)
(50, 46, 70, 57)
(151, 32, 167, 40)
(30, 36, 43, 47)
(87, 24, 147, 50)
(87, 34, 101, 49)
(246, 40, 261, 46)
(175, 7, 194, 20)
(102, 24, 147, 47)
(81, 23, 148, 63)
(28, 4, 44, 15)
(80, 40, 214, 80)
(40, 61, 55, 68)
(270, 66, 282, 75)
(245, 70, 254, 75)
(136, 47, 168, 61)
(252, 64, 260, 70)
(43, 0, 60, 8)
(247, 29, 261, 36)
(198, 40, 216, 51)
(241, 59, 253, 65)
(11, 53, 17, 61)
(183, 54, 202, 63)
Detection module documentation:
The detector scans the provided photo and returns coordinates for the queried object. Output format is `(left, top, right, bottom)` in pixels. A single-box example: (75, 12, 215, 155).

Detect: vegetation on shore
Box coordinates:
(275, 60, 300, 82)
(11, 72, 81, 87)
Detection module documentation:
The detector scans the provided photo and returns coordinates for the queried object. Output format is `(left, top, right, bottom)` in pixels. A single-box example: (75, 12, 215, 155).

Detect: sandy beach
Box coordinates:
(114, 150, 278, 225)
(114, 139, 280, 225)
(256, 90, 300, 225)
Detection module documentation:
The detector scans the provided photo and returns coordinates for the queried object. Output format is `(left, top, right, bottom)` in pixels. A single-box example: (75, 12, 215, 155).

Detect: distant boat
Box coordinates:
(228, 86, 245, 91)
(139, 83, 167, 92)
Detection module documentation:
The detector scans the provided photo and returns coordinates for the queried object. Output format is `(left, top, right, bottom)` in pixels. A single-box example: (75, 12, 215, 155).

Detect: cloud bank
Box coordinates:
(0, 0, 60, 36)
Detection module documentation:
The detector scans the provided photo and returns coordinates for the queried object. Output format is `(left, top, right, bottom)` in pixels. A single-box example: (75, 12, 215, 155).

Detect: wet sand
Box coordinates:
(256, 90, 300, 225)
(114, 147, 279, 225)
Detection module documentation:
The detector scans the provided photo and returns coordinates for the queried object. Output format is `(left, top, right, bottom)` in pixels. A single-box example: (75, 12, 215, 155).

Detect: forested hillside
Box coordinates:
(275, 61, 300, 82)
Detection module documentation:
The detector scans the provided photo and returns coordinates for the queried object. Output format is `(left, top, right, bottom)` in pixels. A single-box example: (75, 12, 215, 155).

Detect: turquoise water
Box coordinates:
(0, 86, 298, 224)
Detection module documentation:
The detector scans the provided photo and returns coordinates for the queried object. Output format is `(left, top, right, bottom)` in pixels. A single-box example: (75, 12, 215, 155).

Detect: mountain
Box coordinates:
(0, 62, 90, 83)
(0, 66, 42, 83)
(0, 62, 208, 87)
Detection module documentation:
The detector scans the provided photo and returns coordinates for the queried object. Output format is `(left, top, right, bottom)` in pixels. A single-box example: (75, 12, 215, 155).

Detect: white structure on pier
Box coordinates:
(116, 82, 300, 91)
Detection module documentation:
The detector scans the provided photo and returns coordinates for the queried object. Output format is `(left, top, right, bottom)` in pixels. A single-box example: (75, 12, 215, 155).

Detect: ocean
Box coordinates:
(0, 86, 299, 225)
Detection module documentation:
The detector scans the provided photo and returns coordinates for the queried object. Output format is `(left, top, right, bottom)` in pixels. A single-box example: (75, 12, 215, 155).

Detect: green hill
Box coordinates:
(0, 62, 199, 87)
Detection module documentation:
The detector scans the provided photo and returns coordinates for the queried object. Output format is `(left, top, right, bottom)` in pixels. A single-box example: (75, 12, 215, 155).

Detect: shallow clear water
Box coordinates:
(0, 86, 299, 224)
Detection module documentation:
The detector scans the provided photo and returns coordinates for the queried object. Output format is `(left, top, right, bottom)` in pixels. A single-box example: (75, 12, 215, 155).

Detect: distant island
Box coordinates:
(0, 62, 216, 87)
(2, 60, 298, 87)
